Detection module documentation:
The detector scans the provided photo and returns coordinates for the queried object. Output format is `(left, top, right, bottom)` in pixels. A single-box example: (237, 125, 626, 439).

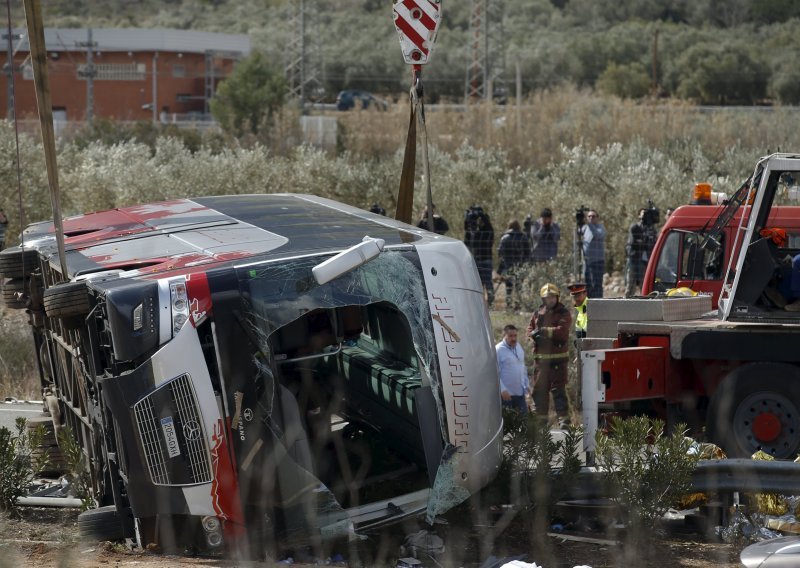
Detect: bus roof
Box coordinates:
(20, 194, 429, 278)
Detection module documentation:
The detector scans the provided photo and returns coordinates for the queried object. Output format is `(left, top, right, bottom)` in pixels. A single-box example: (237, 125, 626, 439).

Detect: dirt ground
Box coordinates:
(0, 507, 744, 567)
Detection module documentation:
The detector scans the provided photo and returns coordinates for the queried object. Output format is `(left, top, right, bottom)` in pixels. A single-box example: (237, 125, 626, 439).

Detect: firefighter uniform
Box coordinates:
(527, 284, 572, 424)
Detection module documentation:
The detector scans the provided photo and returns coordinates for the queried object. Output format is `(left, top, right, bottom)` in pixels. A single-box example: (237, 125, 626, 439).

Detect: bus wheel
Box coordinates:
(2, 278, 27, 309)
(43, 282, 91, 320)
(0, 247, 38, 279)
(708, 363, 800, 459)
(78, 506, 127, 542)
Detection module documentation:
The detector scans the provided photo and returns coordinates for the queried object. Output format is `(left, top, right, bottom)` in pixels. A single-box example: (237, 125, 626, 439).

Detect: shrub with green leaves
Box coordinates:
(58, 426, 93, 510)
(594, 416, 698, 531)
(0, 417, 49, 512)
(501, 409, 583, 517)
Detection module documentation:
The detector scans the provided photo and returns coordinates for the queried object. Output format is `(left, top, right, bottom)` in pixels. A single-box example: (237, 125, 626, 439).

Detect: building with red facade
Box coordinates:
(1, 28, 251, 124)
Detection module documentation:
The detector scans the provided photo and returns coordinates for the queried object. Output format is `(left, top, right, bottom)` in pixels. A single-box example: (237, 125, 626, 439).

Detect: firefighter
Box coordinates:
(527, 283, 573, 428)
(568, 283, 588, 339)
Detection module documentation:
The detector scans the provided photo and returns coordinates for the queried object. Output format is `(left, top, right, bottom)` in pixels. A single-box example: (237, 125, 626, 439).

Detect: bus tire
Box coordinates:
(707, 363, 800, 459)
(43, 282, 91, 320)
(0, 248, 38, 279)
(77, 506, 126, 542)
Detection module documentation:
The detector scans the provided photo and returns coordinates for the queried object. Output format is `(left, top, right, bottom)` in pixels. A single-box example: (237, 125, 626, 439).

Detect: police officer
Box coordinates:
(526, 283, 573, 428)
(568, 283, 588, 339)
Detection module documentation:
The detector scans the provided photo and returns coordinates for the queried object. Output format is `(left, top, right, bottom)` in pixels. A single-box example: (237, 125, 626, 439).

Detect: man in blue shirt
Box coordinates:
(581, 209, 606, 298)
(496, 324, 529, 414)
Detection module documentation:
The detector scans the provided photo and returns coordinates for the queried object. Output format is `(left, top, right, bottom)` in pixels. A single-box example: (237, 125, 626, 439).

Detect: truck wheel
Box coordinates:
(0, 248, 38, 279)
(43, 282, 91, 319)
(708, 363, 800, 459)
(77, 506, 126, 542)
(2, 278, 27, 309)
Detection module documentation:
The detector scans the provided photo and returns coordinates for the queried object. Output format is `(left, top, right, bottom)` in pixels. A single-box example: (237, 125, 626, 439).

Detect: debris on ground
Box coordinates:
(400, 529, 445, 560)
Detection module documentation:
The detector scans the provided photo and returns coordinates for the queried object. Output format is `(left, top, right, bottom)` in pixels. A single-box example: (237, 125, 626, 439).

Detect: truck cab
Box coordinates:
(582, 154, 800, 460)
(643, 205, 800, 308)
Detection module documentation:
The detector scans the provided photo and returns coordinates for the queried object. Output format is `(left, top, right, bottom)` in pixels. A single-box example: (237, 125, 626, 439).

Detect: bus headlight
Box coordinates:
(169, 279, 190, 335)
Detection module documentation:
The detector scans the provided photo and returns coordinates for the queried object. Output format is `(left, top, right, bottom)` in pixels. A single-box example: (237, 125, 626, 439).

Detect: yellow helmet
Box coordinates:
(540, 283, 559, 297)
(666, 287, 698, 297)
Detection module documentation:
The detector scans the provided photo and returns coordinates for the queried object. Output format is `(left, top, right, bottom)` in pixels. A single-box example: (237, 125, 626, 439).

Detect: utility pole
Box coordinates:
(651, 27, 659, 96)
(285, 0, 323, 111)
(3, 31, 22, 121)
(464, 0, 506, 104)
(76, 28, 97, 122)
(151, 52, 158, 124)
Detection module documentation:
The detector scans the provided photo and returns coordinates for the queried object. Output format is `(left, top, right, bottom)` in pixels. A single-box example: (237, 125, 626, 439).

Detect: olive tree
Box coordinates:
(210, 51, 288, 137)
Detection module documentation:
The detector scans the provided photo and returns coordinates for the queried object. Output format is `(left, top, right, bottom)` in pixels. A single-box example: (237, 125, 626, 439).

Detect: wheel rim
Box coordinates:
(733, 391, 800, 458)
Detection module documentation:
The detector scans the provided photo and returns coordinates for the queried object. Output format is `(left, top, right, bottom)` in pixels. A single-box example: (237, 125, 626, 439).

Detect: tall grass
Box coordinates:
(2, 89, 797, 273)
(0, 309, 37, 400)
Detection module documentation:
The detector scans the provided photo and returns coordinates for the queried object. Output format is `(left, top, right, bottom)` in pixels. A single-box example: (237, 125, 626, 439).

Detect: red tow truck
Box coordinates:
(582, 154, 800, 459)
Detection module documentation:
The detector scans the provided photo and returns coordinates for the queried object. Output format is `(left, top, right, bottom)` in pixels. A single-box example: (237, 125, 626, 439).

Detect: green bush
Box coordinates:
(597, 62, 652, 99)
(769, 56, 800, 105)
(210, 51, 288, 137)
(58, 426, 93, 510)
(594, 416, 698, 532)
(670, 42, 768, 104)
(500, 409, 582, 548)
(0, 417, 48, 512)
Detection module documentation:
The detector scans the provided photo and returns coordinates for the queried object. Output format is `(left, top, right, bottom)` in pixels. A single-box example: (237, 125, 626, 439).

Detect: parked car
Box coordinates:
(336, 90, 387, 111)
(1, 194, 502, 558)
(741, 536, 800, 567)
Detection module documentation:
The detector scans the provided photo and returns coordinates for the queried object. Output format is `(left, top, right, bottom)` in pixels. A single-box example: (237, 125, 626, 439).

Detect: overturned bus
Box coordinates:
(1, 194, 502, 556)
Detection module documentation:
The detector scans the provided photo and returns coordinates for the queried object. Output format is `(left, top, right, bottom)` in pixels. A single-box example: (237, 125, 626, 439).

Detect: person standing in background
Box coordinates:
(497, 219, 531, 310)
(417, 205, 450, 235)
(530, 208, 560, 263)
(496, 324, 529, 414)
(625, 208, 658, 297)
(464, 205, 495, 306)
(527, 283, 572, 428)
(0, 209, 8, 250)
(582, 209, 606, 298)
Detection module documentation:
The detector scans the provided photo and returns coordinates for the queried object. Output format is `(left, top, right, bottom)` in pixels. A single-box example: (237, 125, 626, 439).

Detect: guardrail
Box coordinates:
(556, 459, 800, 500)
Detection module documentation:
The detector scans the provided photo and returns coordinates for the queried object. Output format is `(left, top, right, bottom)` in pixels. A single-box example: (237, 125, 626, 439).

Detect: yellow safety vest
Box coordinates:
(576, 298, 588, 333)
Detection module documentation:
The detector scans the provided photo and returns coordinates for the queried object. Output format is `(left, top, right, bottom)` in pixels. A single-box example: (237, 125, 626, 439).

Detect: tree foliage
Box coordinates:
(670, 42, 767, 104)
(597, 62, 652, 99)
(210, 51, 287, 137)
(595, 417, 698, 531)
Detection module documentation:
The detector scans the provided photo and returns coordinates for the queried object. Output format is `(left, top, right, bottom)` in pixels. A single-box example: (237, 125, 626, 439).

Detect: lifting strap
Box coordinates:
(392, 0, 441, 229)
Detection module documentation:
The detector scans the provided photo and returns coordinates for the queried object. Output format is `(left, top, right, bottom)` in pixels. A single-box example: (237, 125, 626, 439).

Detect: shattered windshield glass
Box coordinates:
(215, 249, 449, 541)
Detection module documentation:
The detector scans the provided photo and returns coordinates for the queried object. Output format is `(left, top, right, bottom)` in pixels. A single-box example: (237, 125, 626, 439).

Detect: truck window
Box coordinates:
(654, 230, 680, 289)
(682, 232, 724, 281)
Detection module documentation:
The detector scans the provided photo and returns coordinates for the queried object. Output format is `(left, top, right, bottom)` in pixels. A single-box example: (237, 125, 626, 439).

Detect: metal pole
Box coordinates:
(515, 60, 522, 134)
(482, 0, 489, 99)
(76, 28, 96, 122)
(299, 0, 306, 111)
(23, 0, 68, 277)
(151, 52, 157, 124)
(85, 28, 93, 122)
(651, 27, 659, 95)
(4, 31, 14, 121)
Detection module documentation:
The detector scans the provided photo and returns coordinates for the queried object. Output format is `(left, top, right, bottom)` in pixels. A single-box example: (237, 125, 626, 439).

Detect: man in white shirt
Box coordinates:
(496, 324, 529, 414)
